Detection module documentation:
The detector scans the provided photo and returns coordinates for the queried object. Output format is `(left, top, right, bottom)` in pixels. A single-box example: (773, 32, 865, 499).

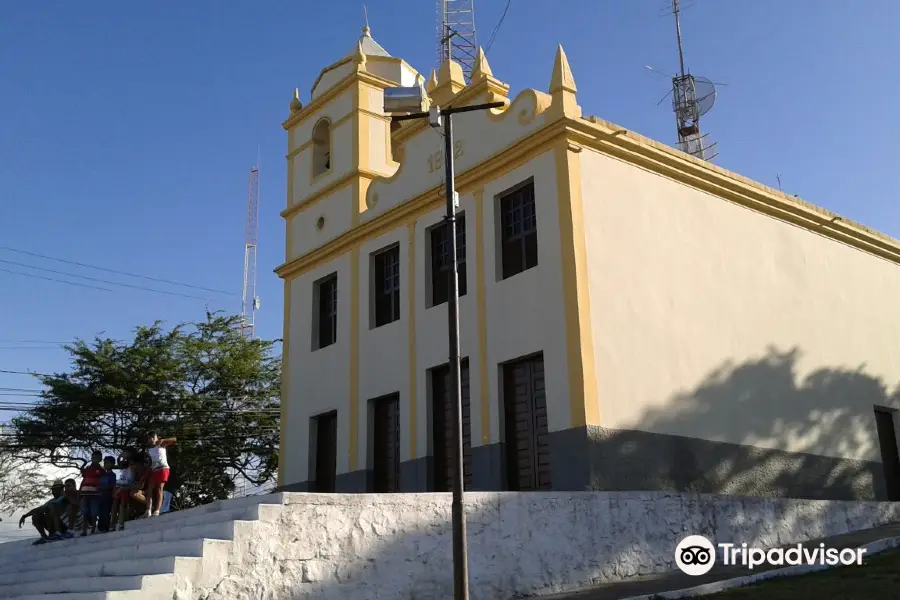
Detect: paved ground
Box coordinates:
(536, 522, 900, 600)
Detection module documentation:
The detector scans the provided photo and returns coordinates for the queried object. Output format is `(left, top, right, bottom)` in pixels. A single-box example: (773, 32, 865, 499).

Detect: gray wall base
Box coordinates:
(583, 425, 886, 501)
(279, 425, 885, 500)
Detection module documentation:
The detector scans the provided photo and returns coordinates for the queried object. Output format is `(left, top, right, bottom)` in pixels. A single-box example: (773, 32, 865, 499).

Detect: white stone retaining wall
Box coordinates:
(202, 491, 900, 600)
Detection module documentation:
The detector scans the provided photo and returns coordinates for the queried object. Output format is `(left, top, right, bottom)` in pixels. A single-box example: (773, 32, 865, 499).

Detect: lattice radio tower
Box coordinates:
(667, 0, 718, 160)
(240, 163, 260, 339)
(437, 0, 478, 81)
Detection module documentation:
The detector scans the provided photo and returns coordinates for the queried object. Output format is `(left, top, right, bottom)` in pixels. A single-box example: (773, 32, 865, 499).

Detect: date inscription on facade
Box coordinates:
(427, 140, 465, 173)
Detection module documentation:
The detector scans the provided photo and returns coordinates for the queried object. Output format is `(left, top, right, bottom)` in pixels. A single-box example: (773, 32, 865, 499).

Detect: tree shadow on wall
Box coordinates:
(589, 346, 899, 501)
(239, 348, 900, 600)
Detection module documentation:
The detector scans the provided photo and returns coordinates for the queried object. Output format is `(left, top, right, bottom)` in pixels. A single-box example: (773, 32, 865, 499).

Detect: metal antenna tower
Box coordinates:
(240, 163, 260, 339)
(668, 0, 717, 160)
(437, 0, 478, 81)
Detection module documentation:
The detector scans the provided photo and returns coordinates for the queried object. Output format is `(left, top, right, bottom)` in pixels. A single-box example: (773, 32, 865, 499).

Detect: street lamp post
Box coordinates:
(385, 85, 504, 600)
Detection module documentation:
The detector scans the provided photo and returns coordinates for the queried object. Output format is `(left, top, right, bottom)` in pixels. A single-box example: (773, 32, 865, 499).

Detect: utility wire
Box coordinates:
(0, 267, 116, 292)
(0, 339, 70, 344)
(0, 258, 216, 302)
(0, 346, 66, 351)
(0, 369, 52, 377)
(485, 0, 513, 53)
(0, 246, 235, 296)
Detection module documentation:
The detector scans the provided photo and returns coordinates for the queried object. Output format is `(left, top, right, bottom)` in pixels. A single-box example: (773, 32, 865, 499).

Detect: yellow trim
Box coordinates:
(355, 122, 370, 226)
(308, 56, 353, 98)
(277, 120, 568, 279)
(554, 139, 600, 428)
(569, 117, 900, 265)
(309, 54, 417, 102)
(352, 85, 361, 227)
(281, 169, 382, 220)
(286, 144, 295, 260)
(407, 222, 417, 459)
(473, 187, 491, 444)
(283, 69, 399, 131)
(349, 247, 360, 471)
(360, 107, 391, 122)
(277, 280, 292, 486)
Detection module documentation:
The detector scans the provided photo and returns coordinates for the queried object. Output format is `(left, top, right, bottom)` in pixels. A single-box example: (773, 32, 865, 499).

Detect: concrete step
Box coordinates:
(123, 501, 282, 534)
(0, 555, 200, 588)
(0, 521, 239, 567)
(11, 593, 148, 600)
(123, 493, 284, 531)
(0, 493, 283, 561)
(0, 573, 175, 598)
(0, 538, 230, 577)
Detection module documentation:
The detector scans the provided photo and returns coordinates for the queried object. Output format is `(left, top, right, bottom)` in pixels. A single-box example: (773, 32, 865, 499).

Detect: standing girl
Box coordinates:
(146, 432, 176, 517)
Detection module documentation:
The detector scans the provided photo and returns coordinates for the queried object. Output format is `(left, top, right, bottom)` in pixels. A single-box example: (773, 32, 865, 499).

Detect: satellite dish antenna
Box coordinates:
(649, 0, 724, 161)
(693, 76, 717, 116)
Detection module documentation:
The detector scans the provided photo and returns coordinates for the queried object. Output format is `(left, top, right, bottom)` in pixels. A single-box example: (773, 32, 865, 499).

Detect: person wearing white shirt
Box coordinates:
(145, 432, 177, 518)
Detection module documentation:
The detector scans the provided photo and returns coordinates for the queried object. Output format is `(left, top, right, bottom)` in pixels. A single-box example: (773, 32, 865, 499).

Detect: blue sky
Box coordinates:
(0, 0, 898, 410)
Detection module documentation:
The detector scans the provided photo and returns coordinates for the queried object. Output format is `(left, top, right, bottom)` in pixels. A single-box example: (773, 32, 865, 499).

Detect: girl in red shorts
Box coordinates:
(146, 432, 176, 517)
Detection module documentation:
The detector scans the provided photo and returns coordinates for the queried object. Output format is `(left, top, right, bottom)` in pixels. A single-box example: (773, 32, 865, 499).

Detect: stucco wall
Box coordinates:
(282, 253, 353, 487)
(281, 151, 569, 490)
(203, 491, 900, 600)
(579, 148, 900, 498)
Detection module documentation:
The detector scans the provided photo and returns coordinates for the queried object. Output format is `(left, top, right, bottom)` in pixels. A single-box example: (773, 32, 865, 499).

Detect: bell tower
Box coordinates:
(281, 26, 422, 261)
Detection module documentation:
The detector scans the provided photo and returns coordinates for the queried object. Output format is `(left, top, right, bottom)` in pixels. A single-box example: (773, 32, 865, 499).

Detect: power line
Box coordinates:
(0, 267, 117, 293)
(0, 369, 51, 377)
(0, 346, 66, 351)
(0, 339, 70, 344)
(485, 0, 513, 53)
(0, 258, 216, 302)
(0, 246, 235, 296)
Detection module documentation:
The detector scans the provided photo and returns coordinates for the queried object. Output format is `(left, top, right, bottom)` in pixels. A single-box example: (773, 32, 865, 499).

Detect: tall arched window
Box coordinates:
(312, 119, 331, 177)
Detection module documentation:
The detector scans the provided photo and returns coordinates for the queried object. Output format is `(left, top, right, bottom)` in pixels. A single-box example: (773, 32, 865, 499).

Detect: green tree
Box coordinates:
(0, 445, 53, 516)
(8, 312, 280, 509)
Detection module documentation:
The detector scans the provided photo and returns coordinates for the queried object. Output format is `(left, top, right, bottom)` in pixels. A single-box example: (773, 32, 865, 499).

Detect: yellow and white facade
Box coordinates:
(277, 27, 900, 500)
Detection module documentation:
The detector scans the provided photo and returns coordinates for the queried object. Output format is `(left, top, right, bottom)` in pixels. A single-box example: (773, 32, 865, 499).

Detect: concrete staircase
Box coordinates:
(0, 493, 285, 599)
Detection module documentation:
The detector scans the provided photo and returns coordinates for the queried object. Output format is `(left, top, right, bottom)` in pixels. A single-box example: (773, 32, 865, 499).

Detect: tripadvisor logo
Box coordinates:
(674, 535, 867, 576)
(675, 535, 717, 576)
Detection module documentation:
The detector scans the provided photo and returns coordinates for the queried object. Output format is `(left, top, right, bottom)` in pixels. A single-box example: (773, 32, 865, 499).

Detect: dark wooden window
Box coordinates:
(430, 214, 467, 307)
(373, 245, 401, 327)
(430, 359, 473, 491)
(312, 412, 337, 493)
(875, 408, 900, 501)
(371, 393, 401, 492)
(499, 181, 538, 279)
(315, 274, 337, 349)
(502, 353, 551, 491)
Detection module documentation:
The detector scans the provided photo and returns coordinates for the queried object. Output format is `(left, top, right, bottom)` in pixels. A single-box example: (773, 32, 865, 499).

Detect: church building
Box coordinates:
(276, 26, 900, 501)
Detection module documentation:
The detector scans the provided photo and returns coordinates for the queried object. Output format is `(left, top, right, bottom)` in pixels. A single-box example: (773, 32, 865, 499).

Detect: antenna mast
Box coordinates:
(669, 0, 717, 160)
(437, 0, 478, 81)
(240, 163, 260, 339)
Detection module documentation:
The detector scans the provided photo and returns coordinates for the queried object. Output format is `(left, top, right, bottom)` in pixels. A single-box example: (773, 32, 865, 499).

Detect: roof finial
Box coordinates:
(290, 88, 303, 112)
(362, 5, 371, 36)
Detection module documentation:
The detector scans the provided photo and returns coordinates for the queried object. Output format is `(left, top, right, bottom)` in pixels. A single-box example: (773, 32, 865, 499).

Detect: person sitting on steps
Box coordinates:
(18, 481, 74, 543)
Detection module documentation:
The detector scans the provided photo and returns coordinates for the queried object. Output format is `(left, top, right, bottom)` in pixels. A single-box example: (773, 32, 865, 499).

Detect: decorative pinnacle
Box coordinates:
(290, 88, 303, 112)
(426, 69, 438, 92)
(437, 59, 465, 88)
(353, 40, 367, 65)
(550, 44, 577, 94)
(471, 47, 493, 80)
